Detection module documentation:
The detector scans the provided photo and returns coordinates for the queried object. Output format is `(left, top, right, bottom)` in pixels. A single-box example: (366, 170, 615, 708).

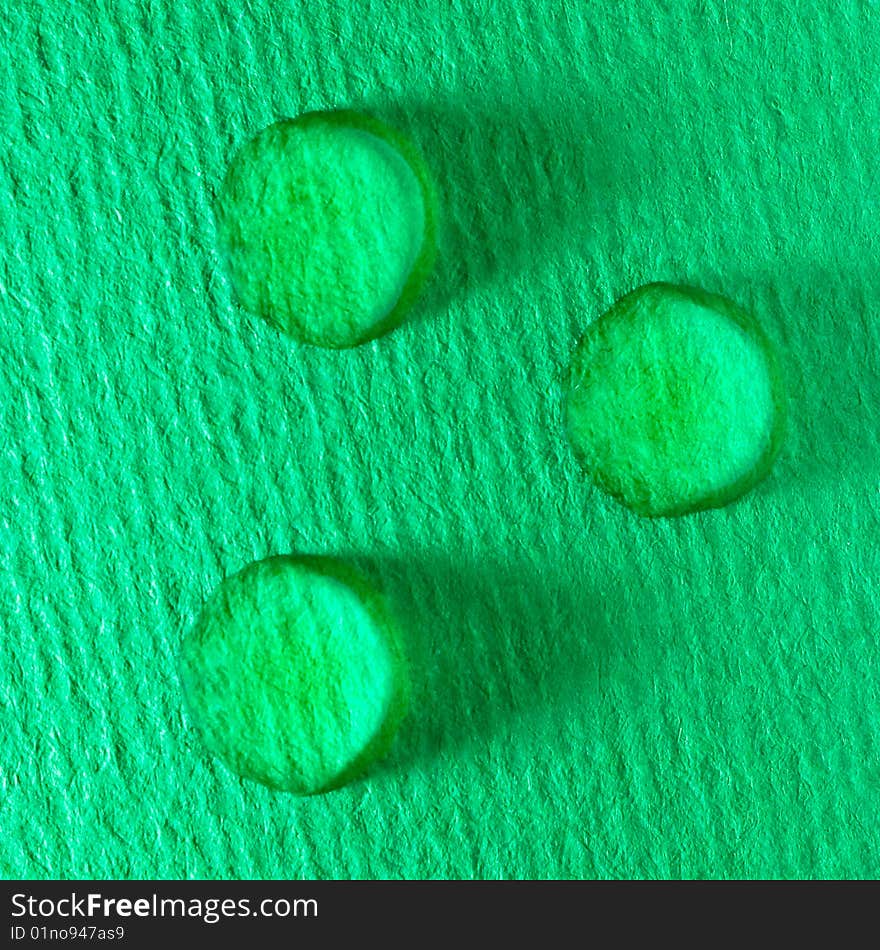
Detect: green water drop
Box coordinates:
(565, 283, 786, 517)
(216, 110, 438, 348)
(179, 555, 410, 794)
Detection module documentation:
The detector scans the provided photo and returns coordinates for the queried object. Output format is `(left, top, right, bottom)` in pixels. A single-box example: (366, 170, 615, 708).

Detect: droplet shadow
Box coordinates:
(339, 547, 635, 782)
(356, 88, 641, 326)
(691, 263, 880, 506)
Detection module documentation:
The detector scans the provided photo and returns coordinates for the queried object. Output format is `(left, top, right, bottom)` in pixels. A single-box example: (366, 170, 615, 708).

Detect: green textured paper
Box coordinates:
(3, 1, 879, 880)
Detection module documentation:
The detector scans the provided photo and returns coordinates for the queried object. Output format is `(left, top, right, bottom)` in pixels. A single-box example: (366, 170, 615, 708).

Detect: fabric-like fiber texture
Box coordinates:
(2, 0, 879, 879)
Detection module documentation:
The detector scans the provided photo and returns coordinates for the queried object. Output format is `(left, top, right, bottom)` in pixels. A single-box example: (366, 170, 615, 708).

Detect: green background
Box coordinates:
(3, 1, 879, 879)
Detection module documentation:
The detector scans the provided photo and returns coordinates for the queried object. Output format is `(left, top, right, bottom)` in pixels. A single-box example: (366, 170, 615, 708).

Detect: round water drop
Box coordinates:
(179, 555, 410, 794)
(565, 283, 785, 517)
(216, 111, 437, 347)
